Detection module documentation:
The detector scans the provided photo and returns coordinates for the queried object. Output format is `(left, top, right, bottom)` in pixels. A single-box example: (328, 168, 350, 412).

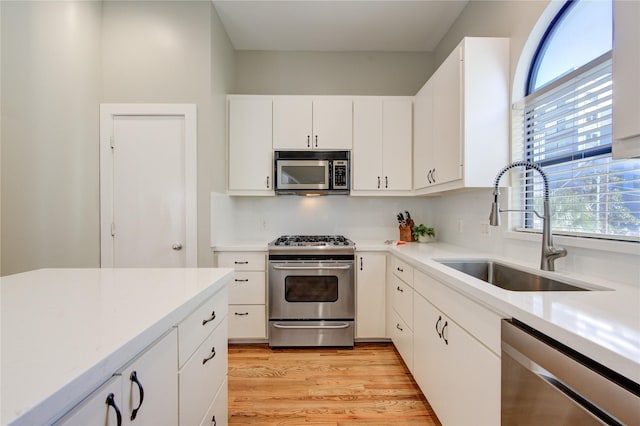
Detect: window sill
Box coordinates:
(505, 229, 639, 255)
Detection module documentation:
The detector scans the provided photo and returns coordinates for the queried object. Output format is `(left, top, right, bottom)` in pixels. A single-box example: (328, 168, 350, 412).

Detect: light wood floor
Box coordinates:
(228, 343, 441, 425)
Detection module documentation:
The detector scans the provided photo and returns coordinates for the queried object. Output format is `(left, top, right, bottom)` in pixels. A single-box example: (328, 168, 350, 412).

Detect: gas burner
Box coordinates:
(270, 235, 354, 247)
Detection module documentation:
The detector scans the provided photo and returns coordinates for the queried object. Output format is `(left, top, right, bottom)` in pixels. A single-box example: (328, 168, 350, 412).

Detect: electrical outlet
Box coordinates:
(480, 221, 491, 236)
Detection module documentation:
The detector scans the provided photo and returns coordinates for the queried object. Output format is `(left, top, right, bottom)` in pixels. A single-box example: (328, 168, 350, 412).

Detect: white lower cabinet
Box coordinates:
(412, 271, 501, 426)
(216, 251, 267, 339)
(387, 256, 414, 369)
(120, 329, 179, 425)
(179, 317, 229, 426)
(55, 376, 123, 426)
(201, 378, 228, 426)
(56, 329, 179, 426)
(355, 252, 386, 339)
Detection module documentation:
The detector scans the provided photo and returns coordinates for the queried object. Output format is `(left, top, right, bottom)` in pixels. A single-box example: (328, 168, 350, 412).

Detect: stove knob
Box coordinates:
(285, 242, 290, 246)
(343, 241, 349, 245)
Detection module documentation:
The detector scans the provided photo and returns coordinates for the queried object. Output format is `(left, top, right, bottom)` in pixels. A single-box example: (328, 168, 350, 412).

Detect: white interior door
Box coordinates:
(100, 104, 197, 267)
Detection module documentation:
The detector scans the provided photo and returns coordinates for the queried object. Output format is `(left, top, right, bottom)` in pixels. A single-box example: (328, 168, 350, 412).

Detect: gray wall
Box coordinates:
(234, 50, 434, 95)
(0, 1, 236, 275)
(1, 1, 103, 275)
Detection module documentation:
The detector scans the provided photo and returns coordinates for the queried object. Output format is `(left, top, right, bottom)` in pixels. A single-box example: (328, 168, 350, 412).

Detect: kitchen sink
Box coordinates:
(437, 260, 592, 291)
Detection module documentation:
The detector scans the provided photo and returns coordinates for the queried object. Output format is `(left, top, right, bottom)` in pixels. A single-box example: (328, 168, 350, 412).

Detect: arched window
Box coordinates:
(514, 0, 639, 240)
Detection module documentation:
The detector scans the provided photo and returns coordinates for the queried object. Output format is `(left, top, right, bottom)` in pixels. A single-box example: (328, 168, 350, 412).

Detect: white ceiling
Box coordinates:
(212, 1, 469, 52)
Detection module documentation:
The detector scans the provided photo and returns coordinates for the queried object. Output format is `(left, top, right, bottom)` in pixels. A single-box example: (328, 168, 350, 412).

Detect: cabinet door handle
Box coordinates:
(396, 285, 404, 293)
(307, 135, 310, 148)
(234, 278, 249, 283)
(235, 312, 249, 316)
(212, 415, 217, 426)
(202, 310, 216, 326)
(377, 176, 381, 189)
(129, 371, 145, 421)
(105, 393, 123, 426)
(202, 346, 216, 364)
(385, 176, 388, 189)
(315, 135, 318, 147)
(427, 169, 432, 184)
(396, 323, 403, 332)
(397, 267, 403, 272)
(266, 176, 270, 189)
(359, 256, 363, 271)
(442, 321, 448, 345)
(435, 315, 443, 338)
(432, 168, 437, 183)
(234, 261, 249, 265)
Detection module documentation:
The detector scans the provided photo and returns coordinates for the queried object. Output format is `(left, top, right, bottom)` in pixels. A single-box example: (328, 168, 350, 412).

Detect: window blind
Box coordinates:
(512, 53, 640, 240)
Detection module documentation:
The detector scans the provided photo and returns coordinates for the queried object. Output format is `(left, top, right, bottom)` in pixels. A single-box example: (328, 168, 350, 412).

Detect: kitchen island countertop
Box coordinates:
(1, 267, 233, 426)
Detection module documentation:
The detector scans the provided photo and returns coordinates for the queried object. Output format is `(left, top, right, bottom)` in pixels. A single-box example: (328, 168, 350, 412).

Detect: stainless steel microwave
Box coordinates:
(274, 151, 350, 195)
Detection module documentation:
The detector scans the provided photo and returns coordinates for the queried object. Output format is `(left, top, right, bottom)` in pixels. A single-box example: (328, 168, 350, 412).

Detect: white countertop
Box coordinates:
(214, 239, 640, 383)
(380, 242, 640, 384)
(0, 267, 233, 426)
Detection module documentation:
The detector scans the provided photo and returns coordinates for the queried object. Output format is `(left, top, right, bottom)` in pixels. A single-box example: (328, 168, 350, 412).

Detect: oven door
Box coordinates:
(269, 260, 355, 320)
(276, 160, 330, 191)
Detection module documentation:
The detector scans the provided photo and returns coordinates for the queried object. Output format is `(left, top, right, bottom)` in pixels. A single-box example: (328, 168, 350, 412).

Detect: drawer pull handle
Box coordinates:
(396, 286, 404, 293)
(105, 393, 123, 426)
(202, 347, 216, 365)
(435, 315, 443, 338)
(442, 321, 449, 345)
(202, 310, 216, 326)
(129, 371, 145, 421)
(234, 261, 249, 265)
(234, 278, 249, 282)
(397, 267, 404, 272)
(235, 312, 249, 316)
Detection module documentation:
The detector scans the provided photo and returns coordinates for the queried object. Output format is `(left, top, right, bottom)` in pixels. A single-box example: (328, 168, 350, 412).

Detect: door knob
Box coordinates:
(172, 244, 183, 251)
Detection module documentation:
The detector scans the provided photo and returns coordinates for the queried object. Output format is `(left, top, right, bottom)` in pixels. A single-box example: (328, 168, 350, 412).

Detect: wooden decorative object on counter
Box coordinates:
(399, 222, 414, 242)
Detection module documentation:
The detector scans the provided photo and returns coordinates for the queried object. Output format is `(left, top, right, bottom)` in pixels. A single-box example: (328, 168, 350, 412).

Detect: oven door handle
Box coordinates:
(272, 323, 351, 330)
(271, 265, 352, 271)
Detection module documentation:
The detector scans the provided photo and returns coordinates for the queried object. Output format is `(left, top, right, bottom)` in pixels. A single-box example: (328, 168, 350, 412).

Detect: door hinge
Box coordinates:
(110, 136, 115, 150)
(110, 222, 115, 236)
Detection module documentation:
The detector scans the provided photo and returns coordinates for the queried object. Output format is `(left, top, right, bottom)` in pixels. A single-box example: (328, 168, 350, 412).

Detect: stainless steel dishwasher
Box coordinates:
(501, 319, 640, 425)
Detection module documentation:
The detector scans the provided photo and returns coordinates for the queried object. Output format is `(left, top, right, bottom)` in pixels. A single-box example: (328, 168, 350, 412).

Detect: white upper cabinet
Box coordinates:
(227, 96, 274, 195)
(612, 0, 640, 158)
(273, 96, 352, 150)
(353, 97, 412, 194)
(414, 37, 509, 194)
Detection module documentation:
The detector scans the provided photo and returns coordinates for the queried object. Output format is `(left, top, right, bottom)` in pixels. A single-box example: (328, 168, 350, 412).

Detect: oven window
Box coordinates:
(285, 276, 338, 302)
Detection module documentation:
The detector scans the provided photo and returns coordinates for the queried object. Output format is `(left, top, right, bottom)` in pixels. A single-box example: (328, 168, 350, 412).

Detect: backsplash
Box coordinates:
(211, 190, 638, 286)
(211, 192, 434, 243)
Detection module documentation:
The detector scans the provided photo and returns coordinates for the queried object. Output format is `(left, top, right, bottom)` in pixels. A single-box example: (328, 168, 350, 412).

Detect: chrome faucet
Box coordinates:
(490, 161, 567, 271)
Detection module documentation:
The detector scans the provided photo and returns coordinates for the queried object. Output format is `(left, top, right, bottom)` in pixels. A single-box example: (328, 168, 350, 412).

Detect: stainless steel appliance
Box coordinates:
(502, 319, 640, 425)
(268, 235, 355, 347)
(274, 151, 350, 195)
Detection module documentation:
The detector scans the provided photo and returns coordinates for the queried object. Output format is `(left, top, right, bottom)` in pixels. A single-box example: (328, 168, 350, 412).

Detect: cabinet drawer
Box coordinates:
(229, 305, 266, 339)
(179, 318, 228, 426)
(389, 275, 413, 330)
(217, 252, 266, 271)
(178, 287, 228, 367)
(414, 269, 503, 355)
(200, 378, 228, 426)
(390, 256, 413, 286)
(229, 271, 266, 304)
(389, 309, 413, 371)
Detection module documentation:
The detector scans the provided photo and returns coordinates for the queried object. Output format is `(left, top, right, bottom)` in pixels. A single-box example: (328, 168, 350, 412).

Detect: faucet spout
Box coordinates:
(490, 161, 567, 271)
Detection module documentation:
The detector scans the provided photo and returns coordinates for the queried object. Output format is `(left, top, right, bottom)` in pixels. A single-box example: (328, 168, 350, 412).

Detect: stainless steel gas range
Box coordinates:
(268, 235, 356, 347)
